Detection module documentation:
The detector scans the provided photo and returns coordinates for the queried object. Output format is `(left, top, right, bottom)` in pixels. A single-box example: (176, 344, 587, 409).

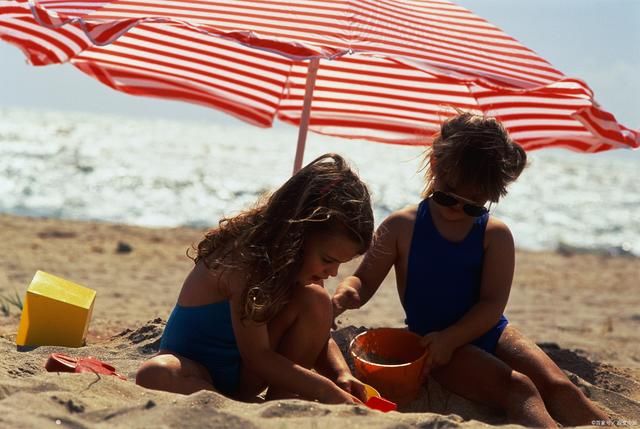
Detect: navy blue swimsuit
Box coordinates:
(160, 300, 241, 396)
(403, 199, 508, 354)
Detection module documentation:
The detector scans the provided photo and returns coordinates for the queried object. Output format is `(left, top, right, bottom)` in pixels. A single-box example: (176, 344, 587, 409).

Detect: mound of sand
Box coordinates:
(1, 320, 638, 428)
(0, 214, 638, 428)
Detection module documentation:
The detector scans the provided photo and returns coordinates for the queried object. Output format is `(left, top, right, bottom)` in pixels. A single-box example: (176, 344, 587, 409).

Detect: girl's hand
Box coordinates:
(319, 382, 363, 404)
(420, 331, 456, 371)
(335, 372, 367, 402)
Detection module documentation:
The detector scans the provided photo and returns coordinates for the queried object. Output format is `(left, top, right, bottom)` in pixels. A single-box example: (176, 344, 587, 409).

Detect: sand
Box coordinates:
(0, 213, 639, 428)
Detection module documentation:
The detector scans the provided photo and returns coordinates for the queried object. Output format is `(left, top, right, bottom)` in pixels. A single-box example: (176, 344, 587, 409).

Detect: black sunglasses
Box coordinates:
(431, 191, 489, 217)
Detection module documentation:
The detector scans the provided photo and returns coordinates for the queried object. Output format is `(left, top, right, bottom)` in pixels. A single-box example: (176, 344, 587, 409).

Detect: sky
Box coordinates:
(1, 0, 638, 130)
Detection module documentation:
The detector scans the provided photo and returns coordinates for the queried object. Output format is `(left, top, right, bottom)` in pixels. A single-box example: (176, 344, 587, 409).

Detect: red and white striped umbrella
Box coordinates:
(2, 0, 637, 172)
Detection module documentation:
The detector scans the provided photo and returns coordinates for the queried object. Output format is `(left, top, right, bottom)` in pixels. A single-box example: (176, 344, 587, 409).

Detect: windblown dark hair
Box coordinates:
(421, 112, 527, 202)
(189, 153, 373, 324)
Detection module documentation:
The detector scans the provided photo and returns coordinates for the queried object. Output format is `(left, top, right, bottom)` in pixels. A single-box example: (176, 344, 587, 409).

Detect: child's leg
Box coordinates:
(136, 352, 215, 394)
(495, 326, 609, 426)
(430, 344, 557, 427)
(235, 283, 333, 401)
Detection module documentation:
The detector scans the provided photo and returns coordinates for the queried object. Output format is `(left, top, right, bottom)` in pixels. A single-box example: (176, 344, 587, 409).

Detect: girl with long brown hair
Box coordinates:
(137, 153, 373, 403)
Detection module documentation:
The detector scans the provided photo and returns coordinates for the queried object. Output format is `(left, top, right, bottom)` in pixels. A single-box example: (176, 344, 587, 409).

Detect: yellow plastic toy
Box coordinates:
(16, 271, 96, 347)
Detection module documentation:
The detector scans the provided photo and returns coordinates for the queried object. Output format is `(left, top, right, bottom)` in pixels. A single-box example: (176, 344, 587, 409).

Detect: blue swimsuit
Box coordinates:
(159, 300, 241, 395)
(403, 199, 508, 354)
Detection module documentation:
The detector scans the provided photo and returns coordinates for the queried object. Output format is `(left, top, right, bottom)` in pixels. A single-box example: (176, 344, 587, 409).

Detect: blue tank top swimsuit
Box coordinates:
(159, 300, 241, 396)
(404, 198, 508, 354)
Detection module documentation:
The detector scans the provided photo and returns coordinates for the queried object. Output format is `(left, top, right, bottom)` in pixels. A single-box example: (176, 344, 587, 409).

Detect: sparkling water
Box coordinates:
(1, 107, 638, 256)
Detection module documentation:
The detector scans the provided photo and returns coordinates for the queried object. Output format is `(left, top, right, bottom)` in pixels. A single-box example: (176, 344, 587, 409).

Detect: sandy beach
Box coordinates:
(1, 213, 638, 428)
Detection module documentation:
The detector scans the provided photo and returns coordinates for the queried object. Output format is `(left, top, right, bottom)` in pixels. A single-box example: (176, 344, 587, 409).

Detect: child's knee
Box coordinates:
(296, 283, 332, 326)
(507, 371, 540, 400)
(136, 356, 177, 389)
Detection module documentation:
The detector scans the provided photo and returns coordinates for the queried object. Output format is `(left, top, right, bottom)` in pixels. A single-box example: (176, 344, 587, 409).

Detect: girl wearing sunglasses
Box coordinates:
(332, 112, 608, 426)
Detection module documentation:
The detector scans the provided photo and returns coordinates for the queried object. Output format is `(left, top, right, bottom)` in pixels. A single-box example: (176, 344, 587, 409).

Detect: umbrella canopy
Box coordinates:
(2, 0, 637, 171)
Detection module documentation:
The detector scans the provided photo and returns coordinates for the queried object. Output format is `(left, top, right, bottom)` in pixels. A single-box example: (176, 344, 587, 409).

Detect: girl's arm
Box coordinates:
(332, 211, 406, 316)
(314, 338, 366, 401)
(423, 218, 515, 367)
(228, 285, 357, 404)
(313, 338, 350, 381)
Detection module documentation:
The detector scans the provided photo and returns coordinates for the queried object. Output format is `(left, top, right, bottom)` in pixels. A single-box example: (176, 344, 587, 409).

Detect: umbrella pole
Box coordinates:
(292, 58, 320, 175)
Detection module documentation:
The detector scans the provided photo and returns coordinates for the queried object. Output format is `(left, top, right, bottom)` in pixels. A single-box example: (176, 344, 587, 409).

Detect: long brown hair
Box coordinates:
(421, 112, 527, 202)
(189, 153, 373, 323)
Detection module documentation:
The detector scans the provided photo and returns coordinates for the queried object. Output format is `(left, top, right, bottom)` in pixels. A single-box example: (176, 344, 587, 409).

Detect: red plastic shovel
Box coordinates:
(45, 353, 127, 380)
(363, 383, 397, 412)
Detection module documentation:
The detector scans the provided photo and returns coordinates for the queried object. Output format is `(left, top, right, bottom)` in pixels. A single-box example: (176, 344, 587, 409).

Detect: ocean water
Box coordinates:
(1, 107, 639, 256)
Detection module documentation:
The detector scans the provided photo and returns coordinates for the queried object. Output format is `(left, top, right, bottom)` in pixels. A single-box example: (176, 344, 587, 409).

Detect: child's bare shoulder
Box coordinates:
(383, 205, 418, 228)
(485, 216, 514, 248)
(180, 260, 247, 304)
(376, 205, 418, 246)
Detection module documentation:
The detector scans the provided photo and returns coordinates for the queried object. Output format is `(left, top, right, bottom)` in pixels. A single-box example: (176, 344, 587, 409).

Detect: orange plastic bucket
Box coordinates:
(350, 328, 427, 405)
